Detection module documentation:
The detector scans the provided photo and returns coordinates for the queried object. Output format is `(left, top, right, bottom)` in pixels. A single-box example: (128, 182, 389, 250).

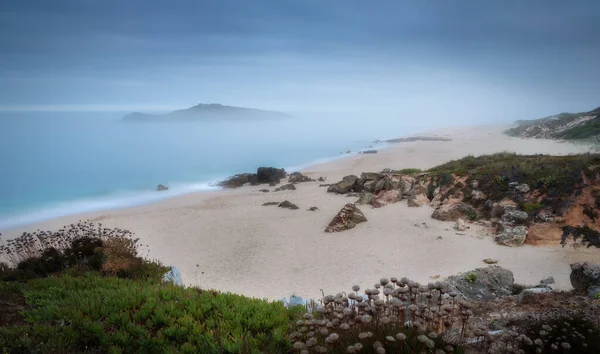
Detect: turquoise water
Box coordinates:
(0, 111, 422, 229)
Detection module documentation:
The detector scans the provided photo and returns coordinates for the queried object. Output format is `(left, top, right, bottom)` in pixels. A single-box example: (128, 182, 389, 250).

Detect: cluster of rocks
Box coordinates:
(219, 167, 287, 188)
(327, 171, 418, 209)
(262, 200, 319, 211)
(495, 208, 529, 247)
(570, 262, 600, 297)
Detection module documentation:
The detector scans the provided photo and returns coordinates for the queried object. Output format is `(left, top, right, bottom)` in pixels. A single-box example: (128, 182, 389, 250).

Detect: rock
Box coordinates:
(248, 174, 260, 185)
(471, 190, 485, 200)
(256, 167, 287, 185)
(454, 218, 468, 231)
(363, 179, 377, 192)
(317, 177, 326, 182)
(472, 180, 480, 189)
(307, 206, 319, 211)
(356, 192, 374, 205)
(540, 276, 555, 285)
(327, 175, 359, 194)
(259, 189, 270, 193)
(381, 168, 392, 173)
(570, 262, 600, 297)
(288, 172, 314, 183)
(431, 202, 476, 221)
(407, 194, 430, 207)
(508, 182, 519, 187)
(162, 266, 183, 286)
(274, 183, 296, 192)
(495, 226, 528, 247)
(483, 258, 498, 264)
(361, 150, 378, 154)
(325, 203, 367, 233)
(156, 184, 169, 191)
(278, 201, 299, 210)
(219, 173, 253, 188)
(373, 177, 394, 193)
(360, 172, 381, 181)
(501, 210, 529, 225)
(372, 189, 401, 208)
(319, 184, 331, 187)
(445, 266, 515, 301)
(477, 220, 493, 228)
(262, 202, 280, 206)
(518, 287, 553, 303)
(515, 184, 531, 193)
(346, 192, 360, 198)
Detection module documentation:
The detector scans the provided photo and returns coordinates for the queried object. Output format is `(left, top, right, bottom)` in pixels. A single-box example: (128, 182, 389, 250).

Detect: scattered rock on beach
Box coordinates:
(454, 218, 468, 231)
(317, 177, 326, 182)
(307, 206, 319, 211)
(262, 202, 279, 206)
(278, 200, 299, 210)
(360, 150, 378, 154)
(319, 184, 331, 187)
(274, 183, 296, 192)
(288, 172, 314, 183)
(445, 266, 515, 301)
(325, 203, 367, 232)
(570, 262, 600, 297)
(483, 258, 498, 264)
(156, 184, 169, 191)
(219, 173, 253, 188)
(259, 189, 270, 193)
(495, 225, 528, 247)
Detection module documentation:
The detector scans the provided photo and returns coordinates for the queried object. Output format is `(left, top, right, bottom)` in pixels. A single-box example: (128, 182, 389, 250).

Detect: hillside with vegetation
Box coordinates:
(504, 106, 600, 141)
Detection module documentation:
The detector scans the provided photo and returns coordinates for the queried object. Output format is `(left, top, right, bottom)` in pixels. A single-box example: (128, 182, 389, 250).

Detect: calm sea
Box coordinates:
(0, 111, 425, 229)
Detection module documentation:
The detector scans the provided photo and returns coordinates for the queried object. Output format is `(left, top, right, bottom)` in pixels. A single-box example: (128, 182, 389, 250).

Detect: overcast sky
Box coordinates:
(1, 0, 599, 122)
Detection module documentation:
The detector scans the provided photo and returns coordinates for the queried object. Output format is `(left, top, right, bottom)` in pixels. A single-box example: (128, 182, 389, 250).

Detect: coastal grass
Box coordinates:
(394, 168, 423, 175)
(426, 152, 600, 202)
(0, 273, 299, 353)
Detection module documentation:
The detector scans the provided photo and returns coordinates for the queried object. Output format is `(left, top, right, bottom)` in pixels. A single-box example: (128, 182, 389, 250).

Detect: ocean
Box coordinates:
(0, 111, 422, 229)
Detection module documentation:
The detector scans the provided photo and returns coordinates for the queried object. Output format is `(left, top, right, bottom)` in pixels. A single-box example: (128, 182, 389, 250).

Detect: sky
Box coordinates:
(1, 0, 599, 123)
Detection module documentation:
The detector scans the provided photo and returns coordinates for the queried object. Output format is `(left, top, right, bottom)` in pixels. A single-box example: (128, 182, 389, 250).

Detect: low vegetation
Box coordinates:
(394, 168, 423, 175)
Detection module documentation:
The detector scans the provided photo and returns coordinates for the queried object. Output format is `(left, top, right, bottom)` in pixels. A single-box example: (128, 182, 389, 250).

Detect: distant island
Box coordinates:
(122, 103, 290, 122)
(505, 106, 600, 141)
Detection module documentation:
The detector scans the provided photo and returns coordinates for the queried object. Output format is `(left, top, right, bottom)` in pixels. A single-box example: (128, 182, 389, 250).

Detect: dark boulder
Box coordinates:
(156, 184, 169, 191)
(307, 206, 319, 211)
(373, 177, 394, 194)
(262, 202, 279, 206)
(278, 200, 299, 210)
(288, 172, 314, 183)
(318, 177, 326, 182)
(259, 189, 270, 193)
(256, 167, 287, 185)
(248, 174, 260, 186)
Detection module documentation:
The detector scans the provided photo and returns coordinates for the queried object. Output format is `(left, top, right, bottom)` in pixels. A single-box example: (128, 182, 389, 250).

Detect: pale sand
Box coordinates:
(2, 125, 598, 301)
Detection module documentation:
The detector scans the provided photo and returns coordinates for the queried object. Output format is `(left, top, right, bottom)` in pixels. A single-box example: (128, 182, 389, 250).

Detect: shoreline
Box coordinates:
(2, 124, 597, 301)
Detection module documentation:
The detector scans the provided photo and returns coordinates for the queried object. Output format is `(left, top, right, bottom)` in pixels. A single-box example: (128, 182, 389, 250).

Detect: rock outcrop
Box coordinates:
(445, 266, 515, 301)
(278, 201, 299, 210)
(220, 167, 286, 188)
(570, 262, 600, 297)
(431, 202, 476, 221)
(156, 184, 169, 191)
(356, 192, 374, 205)
(325, 204, 367, 232)
(407, 194, 430, 207)
(288, 172, 314, 183)
(372, 189, 401, 208)
(327, 175, 360, 194)
(219, 174, 253, 188)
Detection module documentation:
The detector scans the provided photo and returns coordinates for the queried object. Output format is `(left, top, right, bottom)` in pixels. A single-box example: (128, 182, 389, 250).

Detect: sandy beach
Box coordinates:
(2, 124, 597, 301)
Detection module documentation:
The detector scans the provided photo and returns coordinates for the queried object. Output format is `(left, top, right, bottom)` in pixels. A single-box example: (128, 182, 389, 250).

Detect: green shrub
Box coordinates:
(523, 202, 544, 213)
(395, 168, 423, 175)
(465, 273, 477, 283)
(0, 273, 298, 353)
(594, 292, 600, 300)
